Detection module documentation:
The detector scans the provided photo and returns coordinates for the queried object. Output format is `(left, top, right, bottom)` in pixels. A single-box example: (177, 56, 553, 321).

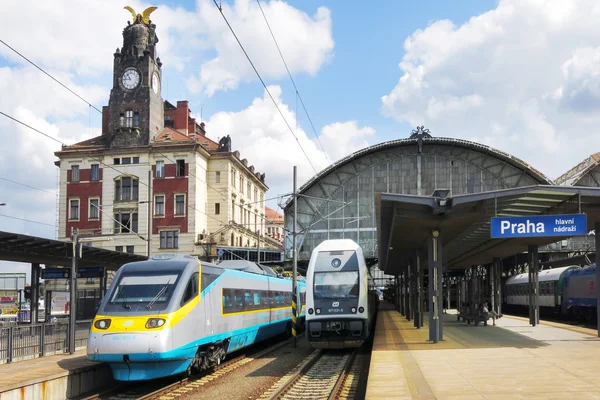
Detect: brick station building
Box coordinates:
(54, 10, 282, 262)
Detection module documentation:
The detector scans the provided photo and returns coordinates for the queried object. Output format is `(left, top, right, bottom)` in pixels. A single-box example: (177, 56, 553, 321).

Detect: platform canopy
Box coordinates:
(0, 231, 146, 269)
(376, 185, 600, 274)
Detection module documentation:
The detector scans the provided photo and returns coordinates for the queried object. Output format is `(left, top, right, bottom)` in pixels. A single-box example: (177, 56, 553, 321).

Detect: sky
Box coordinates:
(2, 0, 600, 281)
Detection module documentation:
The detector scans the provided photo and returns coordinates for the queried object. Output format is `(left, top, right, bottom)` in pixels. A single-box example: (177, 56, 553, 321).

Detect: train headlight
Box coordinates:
(145, 318, 166, 329)
(308, 308, 314, 315)
(358, 307, 365, 313)
(316, 308, 321, 314)
(351, 307, 357, 313)
(94, 319, 111, 330)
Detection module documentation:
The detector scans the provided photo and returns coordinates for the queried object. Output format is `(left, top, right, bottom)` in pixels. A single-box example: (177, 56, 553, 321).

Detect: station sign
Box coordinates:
(76, 267, 104, 279)
(41, 268, 70, 280)
(491, 213, 587, 239)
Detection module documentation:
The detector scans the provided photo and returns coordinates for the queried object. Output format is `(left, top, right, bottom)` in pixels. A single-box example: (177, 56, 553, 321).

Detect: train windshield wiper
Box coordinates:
(146, 279, 171, 310)
(113, 287, 131, 310)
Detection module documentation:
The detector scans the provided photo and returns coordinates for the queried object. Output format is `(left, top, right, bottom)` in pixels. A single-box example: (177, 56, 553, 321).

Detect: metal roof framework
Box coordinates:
(376, 185, 600, 274)
(0, 231, 147, 270)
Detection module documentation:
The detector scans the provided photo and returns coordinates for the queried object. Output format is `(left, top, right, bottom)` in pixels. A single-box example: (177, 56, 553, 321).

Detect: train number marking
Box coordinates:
(112, 335, 136, 341)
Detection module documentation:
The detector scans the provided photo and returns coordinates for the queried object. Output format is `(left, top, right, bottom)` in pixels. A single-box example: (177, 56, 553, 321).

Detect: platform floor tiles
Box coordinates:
(366, 308, 600, 400)
(0, 350, 98, 393)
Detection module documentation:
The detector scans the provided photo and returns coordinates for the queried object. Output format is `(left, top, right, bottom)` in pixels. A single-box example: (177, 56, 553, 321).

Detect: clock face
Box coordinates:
(152, 72, 159, 94)
(121, 69, 140, 90)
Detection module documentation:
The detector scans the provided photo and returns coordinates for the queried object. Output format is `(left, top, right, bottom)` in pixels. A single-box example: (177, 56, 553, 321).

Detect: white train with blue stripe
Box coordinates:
(305, 239, 377, 348)
(88, 254, 306, 381)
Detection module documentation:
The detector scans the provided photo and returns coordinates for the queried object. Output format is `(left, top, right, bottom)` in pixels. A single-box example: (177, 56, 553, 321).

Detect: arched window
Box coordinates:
(115, 176, 139, 201)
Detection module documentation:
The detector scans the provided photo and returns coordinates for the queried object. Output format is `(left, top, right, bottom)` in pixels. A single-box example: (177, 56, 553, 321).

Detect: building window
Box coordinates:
(122, 110, 134, 127)
(176, 160, 185, 177)
(126, 245, 134, 254)
(122, 157, 131, 165)
(160, 230, 179, 249)
(215, 203, 221, 215)
(69, 199, 79, 220)
(254, 188, 258, 202)
(71, 165, 80, 183)
(247, 182, 251, 198)
(260, 193, 264, 207)
(215, 171, 221, 183)
(231, 169, 237, 188)
(114, 158, 120, 165)
(133, 156, 139, 164)
(133, 112, 140, 126)
(154, 195, 165, 216)
(91, 164, 100, 181)
(232, 200, 236, 222)
(240, 177, 244, 194)
(89, 198, 99, 220)
(175, 194, 185, 216)
(156, 161, 164, 178)
(115, 246, 123, 252)
(115, 177, 139, 201)
(114, 212, 138, 233)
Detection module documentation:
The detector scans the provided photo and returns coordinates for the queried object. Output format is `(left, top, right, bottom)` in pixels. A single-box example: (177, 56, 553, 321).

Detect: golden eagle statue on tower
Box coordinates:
(124, 6, 158, 25)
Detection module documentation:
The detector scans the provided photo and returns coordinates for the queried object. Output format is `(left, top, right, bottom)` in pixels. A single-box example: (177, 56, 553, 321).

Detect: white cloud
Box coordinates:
(381, 0, 600, 178)
(206, 86, 374, 198)
(188, 0, 334, 95)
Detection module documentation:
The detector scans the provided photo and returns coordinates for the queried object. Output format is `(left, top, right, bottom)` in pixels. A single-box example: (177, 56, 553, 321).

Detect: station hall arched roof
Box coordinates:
(294, 136, 553, 200)
(283, 133, 554, 262)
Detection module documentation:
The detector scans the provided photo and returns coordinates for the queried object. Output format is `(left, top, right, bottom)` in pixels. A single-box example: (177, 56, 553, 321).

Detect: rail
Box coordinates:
(0, 320, 91, 363)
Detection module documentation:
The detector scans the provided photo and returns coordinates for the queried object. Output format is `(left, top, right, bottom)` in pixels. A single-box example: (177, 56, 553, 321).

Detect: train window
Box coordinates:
(244, 291, 253, 309)
(285, 292, 292, 304)
(300, 292, 306, 305)
(223, 289, 233, 311)
(253, 292, 261, 306)
(181, 273, 198, 306)
(234, 290, 244, 311)
(267, 291, 275, 306)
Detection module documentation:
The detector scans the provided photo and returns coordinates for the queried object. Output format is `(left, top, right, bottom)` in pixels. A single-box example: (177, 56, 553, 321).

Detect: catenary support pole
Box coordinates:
(147, 170, 152, 258)
(291, 166, 298, 348)
(596, 222, 600, 337)
(69, 228, 79, 354)
(30, 263, 40, 325)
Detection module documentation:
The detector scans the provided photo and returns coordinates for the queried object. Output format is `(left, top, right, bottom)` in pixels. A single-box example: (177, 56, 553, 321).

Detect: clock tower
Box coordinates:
(107, 7, 163, 148)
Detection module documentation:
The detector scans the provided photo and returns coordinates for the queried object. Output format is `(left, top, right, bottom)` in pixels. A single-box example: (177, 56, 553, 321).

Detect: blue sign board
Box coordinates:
(41, 268, 70, 280)
(218, 249, 224, 256)
(76, 267, 104, 279)
(491, 213, 587, 239)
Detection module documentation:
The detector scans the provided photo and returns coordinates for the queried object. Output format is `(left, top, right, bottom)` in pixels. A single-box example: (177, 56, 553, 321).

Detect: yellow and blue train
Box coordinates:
(88, 254, 306, 381)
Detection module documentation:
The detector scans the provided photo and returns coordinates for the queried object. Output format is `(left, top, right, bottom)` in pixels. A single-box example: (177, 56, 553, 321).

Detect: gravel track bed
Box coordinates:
(176, 337, 313, 400)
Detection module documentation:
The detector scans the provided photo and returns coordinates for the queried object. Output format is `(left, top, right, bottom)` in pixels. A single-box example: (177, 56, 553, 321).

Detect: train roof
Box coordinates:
(216, 260, 277, 276)
(313, 239, 360, 252)
(566, 263, 596, 278)
(505, 265, 579, 285)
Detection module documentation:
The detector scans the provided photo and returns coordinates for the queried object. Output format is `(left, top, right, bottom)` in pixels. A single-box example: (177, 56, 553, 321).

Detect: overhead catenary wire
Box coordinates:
(0, 213, 56, 228)
(212, 0, 321, 178)
(255, 0, 331, 165)
(0, 39, 103, 114)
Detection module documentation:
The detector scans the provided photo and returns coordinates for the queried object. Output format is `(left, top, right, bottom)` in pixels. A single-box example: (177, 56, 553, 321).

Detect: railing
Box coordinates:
(0, 320, 91, 364)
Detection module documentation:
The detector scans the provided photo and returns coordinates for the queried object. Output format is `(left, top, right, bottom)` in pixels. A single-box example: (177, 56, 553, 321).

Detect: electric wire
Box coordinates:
(255, 0, 331, 164)
(212, 0, 321, 178)
(0, 39, 103, 113)
(0, 213, 55, 228)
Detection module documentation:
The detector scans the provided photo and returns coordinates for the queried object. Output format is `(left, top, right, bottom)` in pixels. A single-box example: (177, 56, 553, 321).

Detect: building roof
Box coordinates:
(265, 207, 284, 223)
(555, 152, 600, 186)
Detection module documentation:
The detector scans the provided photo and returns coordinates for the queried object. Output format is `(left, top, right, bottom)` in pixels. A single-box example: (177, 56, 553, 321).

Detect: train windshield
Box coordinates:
(314, 271, 359, 299)
(313, 250, 360, 299)
(109, 272, 180, 311)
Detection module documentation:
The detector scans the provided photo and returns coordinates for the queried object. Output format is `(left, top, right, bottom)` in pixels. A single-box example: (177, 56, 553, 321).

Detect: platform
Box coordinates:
(0, 350, 112, 400)
(366, 304, 600, 399)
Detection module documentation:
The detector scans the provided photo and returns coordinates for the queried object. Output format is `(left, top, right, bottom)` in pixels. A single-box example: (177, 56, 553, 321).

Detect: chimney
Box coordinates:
(175, 101, 190, 135)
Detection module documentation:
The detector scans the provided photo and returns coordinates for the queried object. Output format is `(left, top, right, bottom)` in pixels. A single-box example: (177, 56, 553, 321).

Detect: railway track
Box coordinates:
(258, 348, 361, 400)
(81, 338, 292, 400)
